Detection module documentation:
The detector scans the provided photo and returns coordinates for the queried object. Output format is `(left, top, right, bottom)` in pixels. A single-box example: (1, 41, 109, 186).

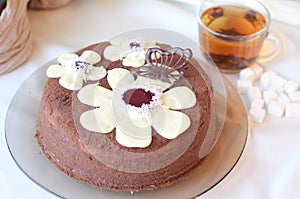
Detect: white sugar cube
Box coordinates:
(285, 103, 300, 117)
(247, 87, 262, 102)
(250, 64, 264, 80)
(240, 68, 254, 82)
(251, 98, 265, 109)
(289, 91, 300, 102)
(237, 80, 252, 94)
(263, 90, 278, 105)
(285, 81, 299, 94)
(268, 84, 284, 93)
(249, 108, 266, 123)
(269, 75, 287, 91)
(260, 71, 276, 88)
(267, 100, 285, 117)
(277, 92, 291, 104)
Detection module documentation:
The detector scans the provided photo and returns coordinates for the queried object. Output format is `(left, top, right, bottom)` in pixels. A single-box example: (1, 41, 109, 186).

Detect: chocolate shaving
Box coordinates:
(132, 47, 192, 83)
(74, 61, 91, 74)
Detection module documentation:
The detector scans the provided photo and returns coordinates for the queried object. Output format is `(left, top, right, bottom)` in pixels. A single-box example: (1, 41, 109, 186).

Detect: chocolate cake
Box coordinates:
(36, 37, 218, 192)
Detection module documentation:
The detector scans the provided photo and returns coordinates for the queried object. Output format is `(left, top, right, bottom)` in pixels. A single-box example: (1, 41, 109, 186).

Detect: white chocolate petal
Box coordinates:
(79, 50, 101, 64)
(59, 72, 83, 90)
(115, 115, 152, 148)
(80, 106, 116, 133)
(138, 37, 156, 48)
(163, 86, 196, 109)
(103, 45, 124, 61)
(127, 111, 151, 128)
(120, 39, 132, 51)
(107, 68, 134, 90)
(115, 127, 152, 148)
(122, 51, 145, 67)
(116, 116, 152, 137)
(46, 64, 66, 78)
(87, 66, 107, 81)
(135, 76, 172, 92)
(152, 108, 191, 139)
(110, 36, 128, 46)
(57, 53, 79, 66)
(77, 84, 113, 106)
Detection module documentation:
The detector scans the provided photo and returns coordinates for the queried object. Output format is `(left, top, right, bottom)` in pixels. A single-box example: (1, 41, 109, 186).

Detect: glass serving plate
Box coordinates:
(5, 29, 248, 198)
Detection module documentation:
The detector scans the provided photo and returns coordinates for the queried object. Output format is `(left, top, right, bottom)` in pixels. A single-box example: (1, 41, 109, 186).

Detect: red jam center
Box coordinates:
(123, 88, 154, 107)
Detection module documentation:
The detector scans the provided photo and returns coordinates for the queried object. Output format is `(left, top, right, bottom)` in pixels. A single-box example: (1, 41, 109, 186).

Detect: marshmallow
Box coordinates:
(263, 90, 277, 105)
(284, 81, 299, 94)
(247, 87, 262, 102)
(249, 108, 266, 123)
(289, 91, 300, 102)
(260, 71, 276, 88)
(237, 80, 252, 94)
(267, 100, 285, 117)
(251, 98, 265, 109)
(285, 103, 300, 117)
(250, 64, 264, 80)
(240, 68, 255, 82)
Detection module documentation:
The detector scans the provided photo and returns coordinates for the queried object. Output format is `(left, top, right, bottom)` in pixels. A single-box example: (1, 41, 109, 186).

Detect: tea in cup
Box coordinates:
(198, 0, 275, 73)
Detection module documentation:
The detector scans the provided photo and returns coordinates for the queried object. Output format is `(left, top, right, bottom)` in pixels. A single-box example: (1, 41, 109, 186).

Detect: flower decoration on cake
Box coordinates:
(103, 36, 156, 67)
(77, 67, 196, 148)
(46, 50, 106, 90)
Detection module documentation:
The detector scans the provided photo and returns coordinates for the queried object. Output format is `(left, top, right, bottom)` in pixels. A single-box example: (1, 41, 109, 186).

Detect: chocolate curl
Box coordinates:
(0, 0, 33, 75)
(28, 0, 73, 9)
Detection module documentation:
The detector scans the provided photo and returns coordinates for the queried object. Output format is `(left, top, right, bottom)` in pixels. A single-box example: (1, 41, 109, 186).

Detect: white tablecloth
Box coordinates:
(1, 0, 300, 198)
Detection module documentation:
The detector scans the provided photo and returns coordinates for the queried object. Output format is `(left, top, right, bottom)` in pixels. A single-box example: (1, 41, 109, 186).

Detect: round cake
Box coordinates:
(36, 37, 219, 192)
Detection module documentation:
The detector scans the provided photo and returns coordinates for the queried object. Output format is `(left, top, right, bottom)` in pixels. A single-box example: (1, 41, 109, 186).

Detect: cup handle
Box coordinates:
(257, 32, 282, 63)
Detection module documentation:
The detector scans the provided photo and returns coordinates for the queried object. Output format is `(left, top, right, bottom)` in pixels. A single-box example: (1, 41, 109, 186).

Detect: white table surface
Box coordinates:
(1, 0, 300, 198)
